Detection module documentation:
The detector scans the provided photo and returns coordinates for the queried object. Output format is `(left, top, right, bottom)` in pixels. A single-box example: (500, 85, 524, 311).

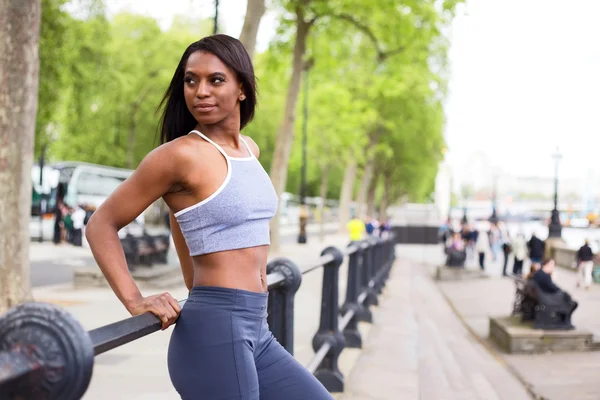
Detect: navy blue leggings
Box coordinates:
(168, 286, 333, 400)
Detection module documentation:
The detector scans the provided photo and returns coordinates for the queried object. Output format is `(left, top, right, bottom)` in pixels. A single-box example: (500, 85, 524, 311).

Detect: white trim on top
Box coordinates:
(191, 130, 254, 160)
(173, 131, 233, 217)
(236, 136, 256, 160)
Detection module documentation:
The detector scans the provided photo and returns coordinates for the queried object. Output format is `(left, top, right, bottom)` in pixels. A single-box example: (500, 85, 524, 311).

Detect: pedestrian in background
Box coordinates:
(576, 239, 594, 290)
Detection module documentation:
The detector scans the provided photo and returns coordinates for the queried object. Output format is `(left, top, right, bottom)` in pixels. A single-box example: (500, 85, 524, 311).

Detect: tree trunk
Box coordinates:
(355, 158, 374, 218)
(126, 84, 154, 168)
(126, 108, 137, 169)
(378, 172, 391, 220)
(355, 127, 381, 218)
(338, 158, 357, 233)
(239, 0, 266, 59)
(268, 5, 311, 253)
(0, 0, 41, 313)
(366, 172, 378, 218)
(318, 164, 329, 242)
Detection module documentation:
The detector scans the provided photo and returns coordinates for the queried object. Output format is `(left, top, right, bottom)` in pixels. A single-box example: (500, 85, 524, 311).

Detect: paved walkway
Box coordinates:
(338, 246, 530, 400)
(434, 247, 600, 400)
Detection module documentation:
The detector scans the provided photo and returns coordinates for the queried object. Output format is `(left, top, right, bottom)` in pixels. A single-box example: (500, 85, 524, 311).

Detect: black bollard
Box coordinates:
(340, 243, 371, 348)
(312, 246, 345, 392)
(267, 258, 302, 356)
(0, 302, 95, 400)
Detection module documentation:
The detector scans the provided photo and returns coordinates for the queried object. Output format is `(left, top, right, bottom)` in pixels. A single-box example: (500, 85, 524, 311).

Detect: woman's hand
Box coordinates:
(127, 292, 182, 330)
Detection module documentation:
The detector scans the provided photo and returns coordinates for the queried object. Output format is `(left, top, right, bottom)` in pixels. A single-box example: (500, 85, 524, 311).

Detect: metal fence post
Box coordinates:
(340, 243, 370, 348)
(266, 258, 302, 356)
(384, 235, 396, 282)
(362, 239, 379, 307)
(380, 239, 391, 287)
(373, 240, 385, 294)
(0, 302, 95, 400)
(312, 246, 345, 392)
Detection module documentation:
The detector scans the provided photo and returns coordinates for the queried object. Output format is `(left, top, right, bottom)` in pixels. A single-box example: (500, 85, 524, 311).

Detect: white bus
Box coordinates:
(30, 161, 139, 241)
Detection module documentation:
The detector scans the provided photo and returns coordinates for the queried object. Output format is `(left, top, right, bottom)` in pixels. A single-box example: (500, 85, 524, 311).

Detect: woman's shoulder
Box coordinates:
(141, 135, 213, 174)
(161, 134, 216, 158)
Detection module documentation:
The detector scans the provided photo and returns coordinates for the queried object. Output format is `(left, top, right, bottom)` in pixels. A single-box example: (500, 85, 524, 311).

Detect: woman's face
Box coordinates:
(183, 51, 244, 127)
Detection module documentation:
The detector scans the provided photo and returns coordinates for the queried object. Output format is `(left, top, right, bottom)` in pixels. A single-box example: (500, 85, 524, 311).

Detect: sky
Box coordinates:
(445, 0, 600, 184)
(103, 0, 600, 186)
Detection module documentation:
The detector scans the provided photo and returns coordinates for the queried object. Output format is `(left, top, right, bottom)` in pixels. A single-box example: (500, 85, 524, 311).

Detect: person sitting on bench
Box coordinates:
(445, 232, 467, 267)
(532, 258, 578, 314)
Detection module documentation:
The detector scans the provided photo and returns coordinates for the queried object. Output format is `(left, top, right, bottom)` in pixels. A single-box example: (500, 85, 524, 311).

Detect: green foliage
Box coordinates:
(37, 2, 211, 168)
(36, 0, 462, 206)
(36, 0, 74, 156)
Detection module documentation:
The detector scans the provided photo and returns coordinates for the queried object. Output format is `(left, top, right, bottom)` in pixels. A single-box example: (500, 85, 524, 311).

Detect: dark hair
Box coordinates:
(157, 34, 257, 144)
(542, 258, 554, 267)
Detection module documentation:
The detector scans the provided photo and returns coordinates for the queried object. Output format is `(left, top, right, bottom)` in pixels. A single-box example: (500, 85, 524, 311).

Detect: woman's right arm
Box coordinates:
(85, 144, 184, 329)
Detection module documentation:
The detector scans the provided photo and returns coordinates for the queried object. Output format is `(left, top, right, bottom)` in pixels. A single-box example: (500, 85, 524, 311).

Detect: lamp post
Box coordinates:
(489, 173, 499, 225)
(297, 67, 309, 244)
(213, 0, 219, 34)
(460, 183, 469, 225)
(38, 144, 47, 243)
(548, 147, 562, 238)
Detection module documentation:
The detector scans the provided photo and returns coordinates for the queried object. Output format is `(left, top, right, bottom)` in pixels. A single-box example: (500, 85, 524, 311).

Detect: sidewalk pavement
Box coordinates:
(432, 246, 600, 400)
(31, 232, 356, 400)
(337, 245, 530, 400)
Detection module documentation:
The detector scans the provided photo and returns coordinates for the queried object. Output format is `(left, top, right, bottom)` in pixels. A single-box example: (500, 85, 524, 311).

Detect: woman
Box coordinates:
(475, 226, 490, 270)
(86, 35, 332, 400)
(511, 233, 527, 276)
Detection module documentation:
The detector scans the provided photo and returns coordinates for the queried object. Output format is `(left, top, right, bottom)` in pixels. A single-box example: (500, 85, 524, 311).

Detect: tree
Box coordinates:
(49, 13, 209, 169)
(268, 1, 315, 251)
(265, 0, 462, 248)
(267, 0, 405, 248)
(0, 0, 42, 312)
(239, 0, 267, 59)
(344, 0, 460, 220)
(35, 0, 71, 157)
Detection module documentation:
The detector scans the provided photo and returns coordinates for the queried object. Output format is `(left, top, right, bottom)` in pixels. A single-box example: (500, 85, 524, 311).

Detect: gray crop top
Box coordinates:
(174, 130, 278, 256)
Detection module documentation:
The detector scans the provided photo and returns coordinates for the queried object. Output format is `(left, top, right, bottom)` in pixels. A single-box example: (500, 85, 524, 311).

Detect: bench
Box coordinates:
(510, 276, 575, 330)
(146, 233, 170, 264)
(510, 275, 528, 315)
(120, 233, 170, 269)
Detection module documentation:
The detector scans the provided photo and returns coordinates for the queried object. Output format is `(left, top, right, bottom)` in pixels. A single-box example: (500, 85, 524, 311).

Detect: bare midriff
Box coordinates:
(191, 245, 269, 293)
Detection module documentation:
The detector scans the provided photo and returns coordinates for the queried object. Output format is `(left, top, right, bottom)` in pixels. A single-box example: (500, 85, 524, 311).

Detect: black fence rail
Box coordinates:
(0, 236, 396, 400)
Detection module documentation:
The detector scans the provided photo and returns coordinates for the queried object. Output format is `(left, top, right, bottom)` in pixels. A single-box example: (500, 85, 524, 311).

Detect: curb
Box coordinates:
(435, 278, 548, 400)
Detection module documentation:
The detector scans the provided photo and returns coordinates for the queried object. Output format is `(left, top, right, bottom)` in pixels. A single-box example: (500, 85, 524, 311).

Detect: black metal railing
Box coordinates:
(0, 235, 396, 400)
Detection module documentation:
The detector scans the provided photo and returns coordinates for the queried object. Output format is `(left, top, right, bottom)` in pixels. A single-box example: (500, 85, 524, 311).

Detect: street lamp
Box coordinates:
(548, 147, 562, 238)
(489, 173, 499, 225)
(460, 184, 469, 225)
(297, 67, 309, 244)
(37, 144, 47, 243)
(213, 0, 219, 34)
